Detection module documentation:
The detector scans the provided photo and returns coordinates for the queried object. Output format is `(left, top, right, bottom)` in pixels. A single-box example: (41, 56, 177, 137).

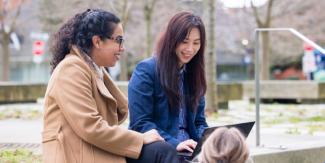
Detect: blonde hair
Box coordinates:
(198, 127, 249, 163)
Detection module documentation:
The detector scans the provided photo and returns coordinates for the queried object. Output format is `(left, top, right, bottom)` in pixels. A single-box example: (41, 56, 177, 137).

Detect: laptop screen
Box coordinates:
(191, 121, 255, 158)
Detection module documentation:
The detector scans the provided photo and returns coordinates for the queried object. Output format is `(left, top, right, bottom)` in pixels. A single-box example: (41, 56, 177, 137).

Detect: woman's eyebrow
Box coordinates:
(184, 38, 200, 41)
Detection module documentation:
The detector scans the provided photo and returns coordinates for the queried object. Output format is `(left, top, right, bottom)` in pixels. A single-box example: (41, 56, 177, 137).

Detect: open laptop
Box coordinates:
(177, 121, 255, 159)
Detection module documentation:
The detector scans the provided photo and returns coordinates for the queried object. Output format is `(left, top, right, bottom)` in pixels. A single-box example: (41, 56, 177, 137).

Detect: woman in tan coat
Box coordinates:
(43, 9, 179, 163)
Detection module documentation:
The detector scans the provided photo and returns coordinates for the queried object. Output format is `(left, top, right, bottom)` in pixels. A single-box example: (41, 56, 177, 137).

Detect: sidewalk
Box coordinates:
(0, 119, 42, 144)
(0, 101, 325, 162)
(0, 119, 42, 154)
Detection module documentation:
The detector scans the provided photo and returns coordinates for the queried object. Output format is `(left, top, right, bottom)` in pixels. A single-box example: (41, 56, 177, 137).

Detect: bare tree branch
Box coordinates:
(9, 0, 24, 33)
(251, 0, 263, 27)
(264, 0, 274, 27)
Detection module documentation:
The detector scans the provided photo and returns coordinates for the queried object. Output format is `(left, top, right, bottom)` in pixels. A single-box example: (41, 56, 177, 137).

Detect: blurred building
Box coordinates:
(4, 0, 51, 83)
(216, 49, 254, 81)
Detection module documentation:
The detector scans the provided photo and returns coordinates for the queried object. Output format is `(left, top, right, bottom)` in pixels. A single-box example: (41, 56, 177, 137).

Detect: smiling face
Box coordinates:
(91, 23, 125, 67)
(175, 27, 201, 67)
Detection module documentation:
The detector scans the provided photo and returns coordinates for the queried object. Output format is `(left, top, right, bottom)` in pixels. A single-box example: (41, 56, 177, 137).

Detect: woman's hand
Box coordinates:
(176, 139, 197, 153)
(143, 129, 164, 144)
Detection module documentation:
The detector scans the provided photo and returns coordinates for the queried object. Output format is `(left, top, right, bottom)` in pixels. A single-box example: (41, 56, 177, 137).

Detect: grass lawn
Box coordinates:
(0, 149, 42, 163)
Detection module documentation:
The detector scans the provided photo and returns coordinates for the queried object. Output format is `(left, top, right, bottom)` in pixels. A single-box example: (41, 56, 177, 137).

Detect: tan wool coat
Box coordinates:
(42, 46, 143, 163)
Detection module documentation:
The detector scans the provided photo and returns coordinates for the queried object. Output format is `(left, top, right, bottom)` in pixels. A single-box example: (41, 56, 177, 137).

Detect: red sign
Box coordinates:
(303, 42, 314, 51)
(32, 40, 45, 56)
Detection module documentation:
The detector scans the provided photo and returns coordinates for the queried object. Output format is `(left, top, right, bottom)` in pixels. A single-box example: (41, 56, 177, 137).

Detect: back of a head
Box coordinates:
(199, 127, 249, 163)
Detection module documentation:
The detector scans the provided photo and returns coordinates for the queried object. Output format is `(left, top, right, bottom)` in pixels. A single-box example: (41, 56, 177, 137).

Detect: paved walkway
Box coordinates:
(0, 101, 325, 157)
(0, 119, 42, 154)
(0, 119, 42, 144)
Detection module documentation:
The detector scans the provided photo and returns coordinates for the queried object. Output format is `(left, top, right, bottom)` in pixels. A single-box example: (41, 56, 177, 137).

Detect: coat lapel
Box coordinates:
(96, 76, 115, 101)
(102, 69, 128, 110)
(69, 46, 116, 101)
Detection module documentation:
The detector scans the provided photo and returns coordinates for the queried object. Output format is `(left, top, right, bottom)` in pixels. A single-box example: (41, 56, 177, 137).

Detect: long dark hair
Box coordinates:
(155, 11, 206, 111)
(50, 9, 120, 72)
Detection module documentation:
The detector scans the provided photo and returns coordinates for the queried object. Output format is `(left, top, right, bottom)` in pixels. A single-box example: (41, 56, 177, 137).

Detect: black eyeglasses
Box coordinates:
(106, 35, 124, 49)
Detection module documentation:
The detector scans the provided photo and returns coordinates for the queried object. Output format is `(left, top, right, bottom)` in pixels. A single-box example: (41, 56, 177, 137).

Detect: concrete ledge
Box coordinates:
(1, 81, 324, 104)
(243, 81, 325, 100)
(115, 81, 129, 96)
(0, 81, 243, 104)
(252, 145, 325, 163)
(0, 82, 47, 103)
(217, 82, 242, 102)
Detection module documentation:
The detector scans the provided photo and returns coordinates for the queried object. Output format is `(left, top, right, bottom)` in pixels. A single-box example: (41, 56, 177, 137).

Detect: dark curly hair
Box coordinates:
(50, 9, 120, 72)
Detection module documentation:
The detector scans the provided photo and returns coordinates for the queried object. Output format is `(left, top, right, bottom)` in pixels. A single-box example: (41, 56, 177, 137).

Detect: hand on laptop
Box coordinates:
(176, 139, 197, 153)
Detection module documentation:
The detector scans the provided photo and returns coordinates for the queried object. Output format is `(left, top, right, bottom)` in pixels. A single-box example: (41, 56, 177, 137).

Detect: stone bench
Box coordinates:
(0, 82, 47, 104)
(1, 81, 324, 105)
(0, 81, 242, 104)
(242, 81, 325, 102)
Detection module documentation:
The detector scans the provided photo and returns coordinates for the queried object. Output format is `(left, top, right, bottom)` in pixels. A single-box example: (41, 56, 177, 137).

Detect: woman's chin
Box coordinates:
(105, 62, 116, 68)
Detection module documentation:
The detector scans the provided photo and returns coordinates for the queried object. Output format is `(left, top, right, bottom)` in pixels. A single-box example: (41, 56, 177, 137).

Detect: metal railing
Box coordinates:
(254, 28, 325, 147)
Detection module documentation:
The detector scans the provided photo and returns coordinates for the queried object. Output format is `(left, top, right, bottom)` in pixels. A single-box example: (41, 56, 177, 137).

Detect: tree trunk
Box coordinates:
(106, 0, 132, 81)
(1, 33, 10, 81)
(144, 0, 155, 59)
(261, 31, 270, 80)
(119, 54, 128, 81)
(205, 0, 218, 113)
(251, 0, 274, 80)
(119, 0, 131, 81)
(145, 10, 153, 58)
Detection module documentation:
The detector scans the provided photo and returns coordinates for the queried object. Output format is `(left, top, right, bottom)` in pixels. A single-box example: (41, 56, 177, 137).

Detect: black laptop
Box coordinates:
(177, 121, 255, 159)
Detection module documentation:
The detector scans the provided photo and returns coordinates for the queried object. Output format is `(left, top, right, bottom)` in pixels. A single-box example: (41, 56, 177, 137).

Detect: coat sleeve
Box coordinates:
(128, 60, 181, 148)
(52, 58, 143, 159)
(195, 97, 208, 138)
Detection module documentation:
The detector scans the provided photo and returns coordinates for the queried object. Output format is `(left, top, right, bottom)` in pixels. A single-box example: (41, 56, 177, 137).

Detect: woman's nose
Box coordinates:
(119, 45, 125, 52)
(184, 44, 194, 52)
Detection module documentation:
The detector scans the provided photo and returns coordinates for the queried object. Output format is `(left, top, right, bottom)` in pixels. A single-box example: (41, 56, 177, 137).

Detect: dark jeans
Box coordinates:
(126, 141, 179, 163)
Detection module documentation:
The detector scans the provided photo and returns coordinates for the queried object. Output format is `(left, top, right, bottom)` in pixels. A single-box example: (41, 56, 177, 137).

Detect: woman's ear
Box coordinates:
(92, 35, 101, 48)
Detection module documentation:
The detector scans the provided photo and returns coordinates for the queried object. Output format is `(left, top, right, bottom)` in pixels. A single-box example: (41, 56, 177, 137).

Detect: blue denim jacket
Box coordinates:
(128, 57, 208, 148)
